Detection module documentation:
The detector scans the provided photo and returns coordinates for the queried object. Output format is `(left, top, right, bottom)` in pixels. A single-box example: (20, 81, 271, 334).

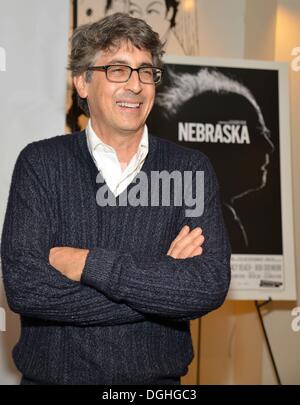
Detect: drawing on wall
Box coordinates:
(126, 0, 185, 55)
(77, 0, 199, 55)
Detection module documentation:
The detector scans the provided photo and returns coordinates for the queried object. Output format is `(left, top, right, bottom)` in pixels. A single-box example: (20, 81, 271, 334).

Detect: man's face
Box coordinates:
(128, 0, 172, 39)
(75, 41, 155, 139)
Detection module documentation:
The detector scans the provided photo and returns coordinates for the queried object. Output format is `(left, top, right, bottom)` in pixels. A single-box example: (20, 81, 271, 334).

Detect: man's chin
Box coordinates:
(116, 123, 145, 135)
(116, 127, 144, 137)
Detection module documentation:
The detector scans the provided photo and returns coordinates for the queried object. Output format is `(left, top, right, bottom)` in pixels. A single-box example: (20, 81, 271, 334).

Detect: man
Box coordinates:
(1, 13, 230, 385)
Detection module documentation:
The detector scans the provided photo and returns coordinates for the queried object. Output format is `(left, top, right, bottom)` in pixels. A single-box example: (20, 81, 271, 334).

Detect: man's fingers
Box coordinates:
(168, 227, 204, 258)
(167, 225, 190, 254)
(174, 235, 204, 259)
(183, 245, 203, 259)
(170, 228, 203, 256)
(168, 238, 204, 259)
(172, 225, 190, 245)
(191, 247, 203, 257)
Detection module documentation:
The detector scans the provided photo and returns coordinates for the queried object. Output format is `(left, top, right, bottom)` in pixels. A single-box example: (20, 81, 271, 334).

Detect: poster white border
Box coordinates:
(162, 55, 297, 301)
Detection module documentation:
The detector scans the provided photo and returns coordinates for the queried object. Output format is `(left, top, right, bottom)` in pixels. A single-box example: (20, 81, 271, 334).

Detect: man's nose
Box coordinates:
(124, 70, 142, 93)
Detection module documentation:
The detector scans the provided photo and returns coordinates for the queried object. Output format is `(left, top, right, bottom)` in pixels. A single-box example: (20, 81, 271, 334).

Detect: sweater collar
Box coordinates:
(76, 128, 157, 174)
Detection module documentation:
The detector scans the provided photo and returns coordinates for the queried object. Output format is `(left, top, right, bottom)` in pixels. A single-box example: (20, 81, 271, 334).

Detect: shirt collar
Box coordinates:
(86, 119, 149, 156)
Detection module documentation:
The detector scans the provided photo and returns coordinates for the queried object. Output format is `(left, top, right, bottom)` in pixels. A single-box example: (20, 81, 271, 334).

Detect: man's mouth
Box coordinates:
(116, 101, 142, 109)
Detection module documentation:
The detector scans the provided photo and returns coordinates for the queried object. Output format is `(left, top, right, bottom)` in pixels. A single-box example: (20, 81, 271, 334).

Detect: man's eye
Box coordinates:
(141, 69, 153, 75)
(110, 67, 126, 74)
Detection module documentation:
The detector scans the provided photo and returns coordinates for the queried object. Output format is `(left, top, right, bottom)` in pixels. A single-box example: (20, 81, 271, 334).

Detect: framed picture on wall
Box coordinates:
(147, 55, 296, 301)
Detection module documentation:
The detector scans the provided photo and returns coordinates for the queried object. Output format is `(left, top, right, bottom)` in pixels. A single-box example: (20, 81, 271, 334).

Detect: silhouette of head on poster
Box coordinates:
(151, 68, 277, 252)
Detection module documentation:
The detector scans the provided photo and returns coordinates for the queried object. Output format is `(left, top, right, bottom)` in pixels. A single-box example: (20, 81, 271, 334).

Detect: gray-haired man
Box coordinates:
(1, 13, 230, 385)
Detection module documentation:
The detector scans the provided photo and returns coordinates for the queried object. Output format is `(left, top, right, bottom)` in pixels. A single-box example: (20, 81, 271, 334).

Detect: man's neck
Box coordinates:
(91, 121, 144, 165)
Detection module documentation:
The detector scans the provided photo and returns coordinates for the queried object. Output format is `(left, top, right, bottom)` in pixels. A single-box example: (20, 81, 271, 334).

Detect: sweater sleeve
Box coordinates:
(1, 143, 145, 326)
(81, 154, 231, 320)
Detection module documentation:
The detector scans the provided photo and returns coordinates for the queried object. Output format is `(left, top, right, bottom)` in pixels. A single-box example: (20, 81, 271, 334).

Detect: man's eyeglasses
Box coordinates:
(87, 65, 164, 85)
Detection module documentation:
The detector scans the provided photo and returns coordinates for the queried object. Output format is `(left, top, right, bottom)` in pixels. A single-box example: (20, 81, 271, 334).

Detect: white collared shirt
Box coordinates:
(86, 120, 149, 197)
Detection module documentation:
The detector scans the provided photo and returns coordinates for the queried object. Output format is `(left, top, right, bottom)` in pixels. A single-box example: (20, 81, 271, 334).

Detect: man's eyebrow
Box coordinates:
(139, 62, 155, 67)
(106, 59, 154, 67)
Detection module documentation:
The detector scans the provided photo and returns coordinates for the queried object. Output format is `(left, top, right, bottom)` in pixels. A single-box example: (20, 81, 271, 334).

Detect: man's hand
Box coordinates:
(49, 226, 203, 280)
(167, 225, 204, 259)
(49, 247, 89, 282)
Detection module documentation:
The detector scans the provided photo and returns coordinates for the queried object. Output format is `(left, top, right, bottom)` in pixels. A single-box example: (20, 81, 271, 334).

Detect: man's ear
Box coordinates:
(73, 74, 88, 99)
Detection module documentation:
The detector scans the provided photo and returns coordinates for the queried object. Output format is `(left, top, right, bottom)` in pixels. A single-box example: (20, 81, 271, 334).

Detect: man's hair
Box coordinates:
(68, 12, 164, 116)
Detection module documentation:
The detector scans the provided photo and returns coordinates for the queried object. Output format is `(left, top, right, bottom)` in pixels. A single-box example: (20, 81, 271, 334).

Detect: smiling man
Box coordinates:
(74, 42, 156, 175)
(1, 13, 231, 385)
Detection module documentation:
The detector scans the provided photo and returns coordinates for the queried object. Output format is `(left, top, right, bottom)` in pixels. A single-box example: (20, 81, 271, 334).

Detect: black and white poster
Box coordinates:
(148, 56, 296, 300)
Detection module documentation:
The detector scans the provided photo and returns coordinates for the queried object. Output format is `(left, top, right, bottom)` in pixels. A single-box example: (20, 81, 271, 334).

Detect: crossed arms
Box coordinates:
(49, 225, 204, 282)
(1, 144, 231, 326)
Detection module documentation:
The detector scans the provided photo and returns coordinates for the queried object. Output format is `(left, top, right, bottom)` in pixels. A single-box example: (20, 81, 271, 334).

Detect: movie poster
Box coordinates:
(147, 56, 296, 300)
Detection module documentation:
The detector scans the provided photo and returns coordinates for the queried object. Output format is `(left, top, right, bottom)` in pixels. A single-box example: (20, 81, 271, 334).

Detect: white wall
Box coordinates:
(198, 0, 300, 385)
(263, 0, 300, 385)
(197, 0, 246, 58)
(0, 0, 69, 385)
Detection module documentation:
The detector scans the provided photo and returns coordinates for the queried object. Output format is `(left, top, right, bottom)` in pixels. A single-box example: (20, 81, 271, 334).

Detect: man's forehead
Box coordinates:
(95, 41, 153, 62)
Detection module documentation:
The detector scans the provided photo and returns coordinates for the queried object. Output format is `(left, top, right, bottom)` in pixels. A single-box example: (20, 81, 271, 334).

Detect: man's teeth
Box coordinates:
(117, 102, 141, 108)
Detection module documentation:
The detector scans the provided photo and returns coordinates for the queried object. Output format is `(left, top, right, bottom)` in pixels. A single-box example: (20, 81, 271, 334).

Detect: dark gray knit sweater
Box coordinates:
(1, 131, 231, 385)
